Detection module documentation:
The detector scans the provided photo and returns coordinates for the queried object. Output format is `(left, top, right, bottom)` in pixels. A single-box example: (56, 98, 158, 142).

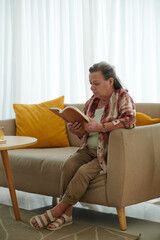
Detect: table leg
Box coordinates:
(1, 150, 21, 220)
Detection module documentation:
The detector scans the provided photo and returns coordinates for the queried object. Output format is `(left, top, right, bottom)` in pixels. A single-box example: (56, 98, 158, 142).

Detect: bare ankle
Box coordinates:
(64, 205, 72, 216)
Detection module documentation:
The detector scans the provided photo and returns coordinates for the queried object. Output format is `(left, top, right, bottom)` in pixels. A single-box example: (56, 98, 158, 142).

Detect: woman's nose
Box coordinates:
(91, 85, 94, 91)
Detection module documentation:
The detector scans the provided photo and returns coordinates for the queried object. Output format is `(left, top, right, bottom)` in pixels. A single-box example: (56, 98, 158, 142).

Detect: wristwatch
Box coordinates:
(102, 122, 107, 133)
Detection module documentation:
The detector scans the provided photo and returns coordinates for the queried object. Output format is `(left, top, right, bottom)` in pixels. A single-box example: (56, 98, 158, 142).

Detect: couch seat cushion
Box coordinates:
(6, 147, 78, 196)
(0, 147, 108, 205)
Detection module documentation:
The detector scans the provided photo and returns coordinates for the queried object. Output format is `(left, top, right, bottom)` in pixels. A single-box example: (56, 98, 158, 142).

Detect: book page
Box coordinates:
(50, 106, 89, 123)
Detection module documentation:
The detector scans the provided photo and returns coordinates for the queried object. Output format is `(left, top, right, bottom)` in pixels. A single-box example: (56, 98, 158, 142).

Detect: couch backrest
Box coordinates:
(1, 103, 160, 147)
(0, 119, 16, 136)
(135, 103, 160, 118)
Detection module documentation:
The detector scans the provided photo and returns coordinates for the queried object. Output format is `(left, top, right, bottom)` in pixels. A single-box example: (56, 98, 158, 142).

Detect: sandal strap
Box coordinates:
(55, 218, 63, 224)
(34, 216, 44, 228)
(61, 214, 72, 223)
(48, 218, 63, 229)
(46, 210, 56, 222)
(53, 222, 60, 228)
(40, 214, 48, 225)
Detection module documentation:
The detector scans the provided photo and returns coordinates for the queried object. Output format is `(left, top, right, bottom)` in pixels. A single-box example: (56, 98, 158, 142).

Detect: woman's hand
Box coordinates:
(67, 122, 83, 136)
(84, 117, 101, 133)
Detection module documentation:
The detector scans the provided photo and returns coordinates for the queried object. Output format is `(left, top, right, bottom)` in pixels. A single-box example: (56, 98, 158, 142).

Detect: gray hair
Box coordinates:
(89, 61, 123, 90)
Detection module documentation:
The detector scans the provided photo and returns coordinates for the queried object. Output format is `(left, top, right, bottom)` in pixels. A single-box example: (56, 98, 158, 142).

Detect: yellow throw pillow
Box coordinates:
(13, 96, 70, 147)
(136, 112, 160, 126)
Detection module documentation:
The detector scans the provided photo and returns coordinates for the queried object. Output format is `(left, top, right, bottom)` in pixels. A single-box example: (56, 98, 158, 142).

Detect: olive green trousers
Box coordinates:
(61, 147, 101, 205)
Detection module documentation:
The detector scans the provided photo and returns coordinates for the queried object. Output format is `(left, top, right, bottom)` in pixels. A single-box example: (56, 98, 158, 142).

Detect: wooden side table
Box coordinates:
(0, 136, 37, 220)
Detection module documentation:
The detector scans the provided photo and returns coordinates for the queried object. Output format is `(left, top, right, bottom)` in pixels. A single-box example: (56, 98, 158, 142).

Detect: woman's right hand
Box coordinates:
(67, 122, 83, 136)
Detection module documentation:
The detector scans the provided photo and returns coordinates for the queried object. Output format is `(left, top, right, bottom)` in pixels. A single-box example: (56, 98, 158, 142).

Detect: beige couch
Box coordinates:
(0, 103, 160, 230)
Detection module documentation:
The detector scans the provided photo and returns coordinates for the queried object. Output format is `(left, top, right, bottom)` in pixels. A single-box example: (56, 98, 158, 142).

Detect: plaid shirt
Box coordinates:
(81, 88, 136, 175)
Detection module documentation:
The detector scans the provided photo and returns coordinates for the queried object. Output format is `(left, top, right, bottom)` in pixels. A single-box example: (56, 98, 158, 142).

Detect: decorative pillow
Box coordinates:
(136, 112, 160, 126)
(13, 96, 70, 147)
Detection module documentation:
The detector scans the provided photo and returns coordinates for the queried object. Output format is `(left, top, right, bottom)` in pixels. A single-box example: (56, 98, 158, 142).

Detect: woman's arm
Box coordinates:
(84, 118, 125, 133)
(117, 91, 136, 129)
(84, 92, 136, 133)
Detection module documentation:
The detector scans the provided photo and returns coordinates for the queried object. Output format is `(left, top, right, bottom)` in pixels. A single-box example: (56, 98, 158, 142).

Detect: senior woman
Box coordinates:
(30, 61, 136, 230)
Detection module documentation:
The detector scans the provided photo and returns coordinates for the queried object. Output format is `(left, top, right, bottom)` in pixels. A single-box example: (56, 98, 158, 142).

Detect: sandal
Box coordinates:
(47, 213, 72, 231)
(30, 209, 56, 229)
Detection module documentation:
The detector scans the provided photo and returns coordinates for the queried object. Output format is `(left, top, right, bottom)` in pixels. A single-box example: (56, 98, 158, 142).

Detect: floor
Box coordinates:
(0, 187, 160, 240)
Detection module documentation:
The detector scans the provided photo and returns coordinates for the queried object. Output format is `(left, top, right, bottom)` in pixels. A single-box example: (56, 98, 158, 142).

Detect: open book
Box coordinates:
(49, 106, 89, 124)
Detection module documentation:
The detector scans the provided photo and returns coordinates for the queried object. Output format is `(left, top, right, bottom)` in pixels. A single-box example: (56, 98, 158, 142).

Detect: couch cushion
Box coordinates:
(136, 112, 160, 126)
(1, 147, 78, 196)
(135, 103, 160, 118)
(0, 147, 108, 205)
(13, 96, 70, 148)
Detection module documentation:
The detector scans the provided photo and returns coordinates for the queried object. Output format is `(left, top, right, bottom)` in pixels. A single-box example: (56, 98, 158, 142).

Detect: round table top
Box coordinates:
(0, 136, 37, 150)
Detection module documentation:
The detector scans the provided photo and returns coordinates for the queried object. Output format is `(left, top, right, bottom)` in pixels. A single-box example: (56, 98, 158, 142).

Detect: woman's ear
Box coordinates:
(108, 77, 114, 87)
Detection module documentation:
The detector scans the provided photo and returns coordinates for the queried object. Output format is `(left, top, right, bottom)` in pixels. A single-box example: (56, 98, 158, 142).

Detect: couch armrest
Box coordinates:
(106, 123, 160, 207)
(0, 119, 16, 135)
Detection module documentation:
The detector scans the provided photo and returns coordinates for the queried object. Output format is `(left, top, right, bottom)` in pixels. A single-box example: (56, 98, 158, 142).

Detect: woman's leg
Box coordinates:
(30, 200, 71, 229)
(62, 155, 102, 205)
(60, 147, 96, 198)
(47, 153, 101, 231)
(47, 205, 73, 230)
(30, 147, 94, 229)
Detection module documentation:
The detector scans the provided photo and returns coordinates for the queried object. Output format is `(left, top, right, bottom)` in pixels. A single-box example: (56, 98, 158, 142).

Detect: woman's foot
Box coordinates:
(47, 214, 72, 231)
(47, 206, 73, 231)
(30, 200, 71, 229)
(30, 209, 56, 229)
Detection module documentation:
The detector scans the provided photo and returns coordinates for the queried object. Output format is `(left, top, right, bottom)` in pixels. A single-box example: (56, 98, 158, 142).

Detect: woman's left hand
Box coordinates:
(84, 117, 101, 133)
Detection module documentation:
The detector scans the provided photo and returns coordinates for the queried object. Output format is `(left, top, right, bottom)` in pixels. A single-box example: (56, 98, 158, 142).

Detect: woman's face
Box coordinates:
(89, 71, 114, 100)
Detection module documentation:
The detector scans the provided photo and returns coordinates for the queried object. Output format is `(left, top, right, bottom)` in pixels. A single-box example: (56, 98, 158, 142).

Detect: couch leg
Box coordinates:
(116, 207, 127, 231)
(52, 197, 58, 207)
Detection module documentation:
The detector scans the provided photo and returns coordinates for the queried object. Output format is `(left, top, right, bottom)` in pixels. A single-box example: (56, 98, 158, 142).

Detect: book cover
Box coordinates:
(49, 106, 89, 124)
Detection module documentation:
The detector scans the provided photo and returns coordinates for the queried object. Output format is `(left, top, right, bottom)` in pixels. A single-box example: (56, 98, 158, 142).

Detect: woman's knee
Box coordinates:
(62, 154, 79, 174)
(76, 164, 89, 177)
(76, 161, 99, 180)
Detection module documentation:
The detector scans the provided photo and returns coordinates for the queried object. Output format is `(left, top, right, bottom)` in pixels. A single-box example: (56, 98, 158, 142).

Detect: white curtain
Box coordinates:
(0, 0, 160, 119)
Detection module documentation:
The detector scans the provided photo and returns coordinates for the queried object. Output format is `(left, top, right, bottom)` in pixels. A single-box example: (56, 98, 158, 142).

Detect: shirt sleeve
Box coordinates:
(114, 91, 136, 129)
